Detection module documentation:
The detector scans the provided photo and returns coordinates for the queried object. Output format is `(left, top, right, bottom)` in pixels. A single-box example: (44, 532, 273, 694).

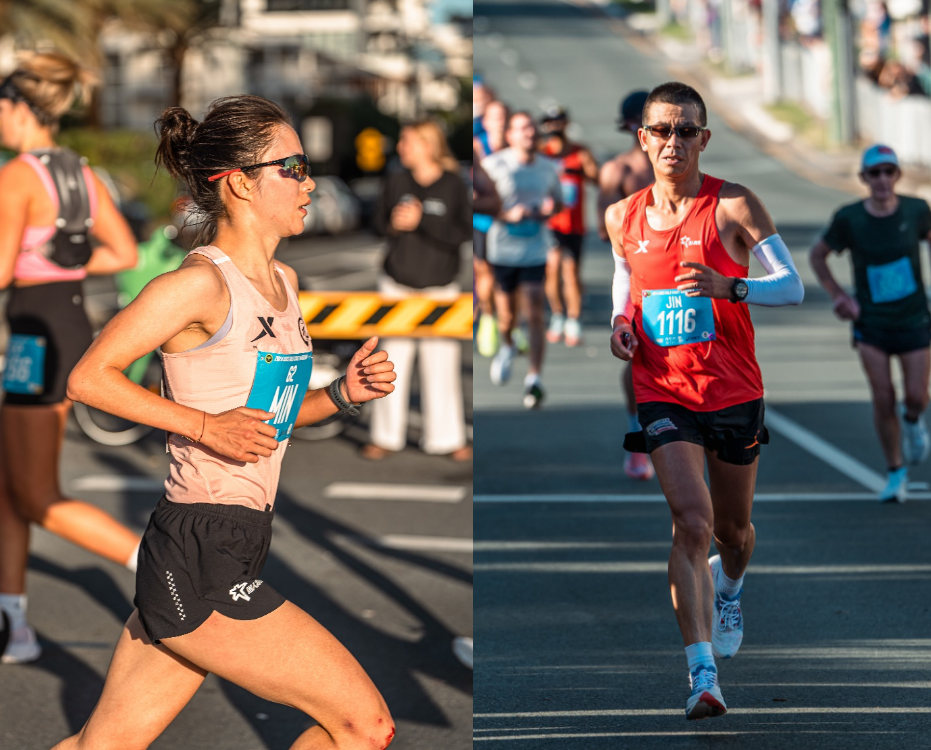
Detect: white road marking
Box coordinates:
(475, 706, 931, 720)
(475, 562, 931, 574)
(475, 492, 931, 502)
(338, 534, 472, 553)
(324, 482, 466, 503)
(764, 407, 887, 493)
(71, 475, 164, 492)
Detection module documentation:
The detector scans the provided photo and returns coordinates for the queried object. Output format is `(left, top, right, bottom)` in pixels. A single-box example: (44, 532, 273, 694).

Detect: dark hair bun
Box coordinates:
(155, 107, 199, 181)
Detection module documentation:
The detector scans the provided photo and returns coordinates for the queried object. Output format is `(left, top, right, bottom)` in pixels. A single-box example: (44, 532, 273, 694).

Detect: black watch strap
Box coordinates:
(328, 376, 362, 416)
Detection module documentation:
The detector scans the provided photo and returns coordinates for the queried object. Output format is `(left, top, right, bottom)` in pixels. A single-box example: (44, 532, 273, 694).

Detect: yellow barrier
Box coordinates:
(298, 292, 474, 339)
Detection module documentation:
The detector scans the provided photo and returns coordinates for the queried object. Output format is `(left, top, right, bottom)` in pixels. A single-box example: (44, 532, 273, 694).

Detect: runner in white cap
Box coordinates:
(810, 144, 931, 502)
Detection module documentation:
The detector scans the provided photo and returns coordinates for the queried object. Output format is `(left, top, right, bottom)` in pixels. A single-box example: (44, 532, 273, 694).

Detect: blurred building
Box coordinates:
(96, 0, 470, 130)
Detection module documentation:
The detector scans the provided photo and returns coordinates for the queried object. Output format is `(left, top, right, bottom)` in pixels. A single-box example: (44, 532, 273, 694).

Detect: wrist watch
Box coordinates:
(730, 278, 749, 303)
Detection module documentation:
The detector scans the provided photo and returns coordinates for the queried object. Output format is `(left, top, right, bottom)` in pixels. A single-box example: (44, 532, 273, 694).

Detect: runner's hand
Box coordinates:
(390, 199, 422, 232)
(832, 294, 860, 321)
(610, 322, 638, 361)
(200, 408, 279, 463)
(500, 204, 530, 223)
(345, 336, 397, 403)
(675, 262, 733, 299)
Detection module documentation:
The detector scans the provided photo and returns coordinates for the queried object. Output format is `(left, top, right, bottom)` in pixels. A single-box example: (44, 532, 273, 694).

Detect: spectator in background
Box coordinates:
(909, 36, 931, 96)
(474, 77, 495, 138)
(878, 58, 924, 97)
(364, 120, 472, 461)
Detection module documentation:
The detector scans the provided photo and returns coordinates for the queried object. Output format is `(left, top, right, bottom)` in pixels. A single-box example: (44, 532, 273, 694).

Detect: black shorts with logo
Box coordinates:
(624, 398, 769, 466)
(135, 497, 285, 643)
(852, 322, 931, 356)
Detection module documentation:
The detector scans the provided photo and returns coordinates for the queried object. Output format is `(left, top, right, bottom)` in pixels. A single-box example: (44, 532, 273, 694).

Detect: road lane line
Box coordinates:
(324, 482, 466, 502)
(71, 476, 164, 492)
(475, 706, 931, 719)
(474, 562, 931, 574)
(475, 492, 931, 502)
(765, 407, 886, 493)
(338, 534, 472, 552)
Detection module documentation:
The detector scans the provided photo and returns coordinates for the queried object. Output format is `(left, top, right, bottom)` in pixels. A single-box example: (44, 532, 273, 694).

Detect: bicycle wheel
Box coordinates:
(72, 355, 161, 446)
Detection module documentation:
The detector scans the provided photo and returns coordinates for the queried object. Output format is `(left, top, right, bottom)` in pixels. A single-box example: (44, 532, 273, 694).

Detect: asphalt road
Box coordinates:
(474, 1, 931, 747)
(0, 230, 473, 750)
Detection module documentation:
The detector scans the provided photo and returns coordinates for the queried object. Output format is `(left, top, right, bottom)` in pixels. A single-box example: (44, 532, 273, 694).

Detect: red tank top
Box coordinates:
(545, 143, 585, 235)
(623, 175, 763, 411)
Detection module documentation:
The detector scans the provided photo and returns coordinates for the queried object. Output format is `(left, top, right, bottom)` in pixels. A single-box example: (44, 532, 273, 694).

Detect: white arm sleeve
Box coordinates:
(612, 254, 635, 325)
(743, 233, 805, 307)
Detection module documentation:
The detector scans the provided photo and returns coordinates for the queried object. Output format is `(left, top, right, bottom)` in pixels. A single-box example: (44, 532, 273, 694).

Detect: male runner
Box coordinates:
(538, 106, 598, 347)
(810, 144, 931, 502)
(474, 100, 509, 358)
(598, 90, 656, 481)
(483, 111, 562, 408)
(607, 82, 803, 719)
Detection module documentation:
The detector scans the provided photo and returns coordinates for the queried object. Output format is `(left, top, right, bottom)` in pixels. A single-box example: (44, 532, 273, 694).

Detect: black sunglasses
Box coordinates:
(209, 153, 311, 183)
(864, 165, 897, 179)
(643, 124, 707, 140)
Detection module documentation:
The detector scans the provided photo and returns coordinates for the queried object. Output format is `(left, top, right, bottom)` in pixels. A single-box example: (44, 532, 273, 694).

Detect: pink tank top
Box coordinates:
(14, 152, 98, 283)
(161, 246, 313, 510)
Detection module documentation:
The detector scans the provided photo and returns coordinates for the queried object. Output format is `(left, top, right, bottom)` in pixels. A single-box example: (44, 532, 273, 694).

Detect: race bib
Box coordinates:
(245, 351, 313, 441)
(866, 256, 917, 304)
(560, 179, 579, 209)
(642, 289, 716, 347)
(3, 334, 46, 395)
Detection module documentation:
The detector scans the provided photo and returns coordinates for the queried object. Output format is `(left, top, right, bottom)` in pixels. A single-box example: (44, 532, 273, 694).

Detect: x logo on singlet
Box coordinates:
(251, 317, 276, 342)
(635, 240, 650, 254)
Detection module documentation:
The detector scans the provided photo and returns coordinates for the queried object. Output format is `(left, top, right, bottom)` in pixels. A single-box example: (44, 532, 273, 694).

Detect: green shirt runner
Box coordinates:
(822, 195, 931, 330)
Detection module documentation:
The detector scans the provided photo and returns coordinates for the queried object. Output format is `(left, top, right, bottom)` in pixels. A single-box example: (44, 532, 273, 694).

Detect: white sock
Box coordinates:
(524, 373, 540, 388)
(714, 564, 744, 599)
(0, 593, 28, 631)
(125, 540, 142, 573)
(627, 412, 641, 434)
(685, 641, 715, 678)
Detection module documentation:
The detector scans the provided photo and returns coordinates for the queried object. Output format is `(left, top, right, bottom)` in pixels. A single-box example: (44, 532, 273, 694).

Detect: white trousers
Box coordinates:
(369, 276, 467, 454)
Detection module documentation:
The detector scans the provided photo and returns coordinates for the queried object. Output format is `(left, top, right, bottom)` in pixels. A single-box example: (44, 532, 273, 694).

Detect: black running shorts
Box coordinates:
(552, 231, 584, 262)
(135, 497, 285, 643)
(490, 263, 546, 293)
(624, 398, 769, 466)
(852, 322, 931, 356)
(3, 280, 93, 406)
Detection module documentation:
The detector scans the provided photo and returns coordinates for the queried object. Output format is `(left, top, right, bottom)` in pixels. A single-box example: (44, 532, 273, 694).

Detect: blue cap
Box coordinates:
(861, 144, 899, 170)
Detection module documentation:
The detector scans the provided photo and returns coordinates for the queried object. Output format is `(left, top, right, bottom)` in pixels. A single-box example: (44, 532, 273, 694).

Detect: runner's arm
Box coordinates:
(810, 238, 859, 320)
(473, 162, 501, 216)
(606, 199, 638, 361)
(0, 160, 32, 288)
(723, 185, 804, 306)
(67, 263, 279, 461)
(84, 172, 138, 275)
(580, 148, 600, 181)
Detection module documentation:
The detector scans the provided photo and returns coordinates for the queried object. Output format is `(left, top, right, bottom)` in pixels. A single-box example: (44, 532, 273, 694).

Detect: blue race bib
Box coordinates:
(245, 351, 313, 441)
(866, 256, 917, 304)
(641, 289, 716, 347)
(560, 179, 579, 209)
(3, 334, 46, 395)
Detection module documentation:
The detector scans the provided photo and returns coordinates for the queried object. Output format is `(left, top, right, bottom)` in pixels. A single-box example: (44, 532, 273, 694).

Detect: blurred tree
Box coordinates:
(0, 0, 94, 60)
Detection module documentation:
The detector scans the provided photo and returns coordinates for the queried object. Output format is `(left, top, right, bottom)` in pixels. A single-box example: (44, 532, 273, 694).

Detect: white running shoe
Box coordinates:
(564, 318, 583, 347)
(685, 665, 727, 720)
(1, 623, 41, 664)
(490, 344, 515, 386)
(901, 414, 930, 465)
(879, 467, 908, 503)
(709, 555, 744, 659)
(546, 313, 565, 344)
(452, 636, 473, 669)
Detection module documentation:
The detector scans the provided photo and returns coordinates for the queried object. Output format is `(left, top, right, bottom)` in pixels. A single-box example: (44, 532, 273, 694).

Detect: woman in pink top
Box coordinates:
(0, 52, 139, 664)
(55, 95, 397, 750)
